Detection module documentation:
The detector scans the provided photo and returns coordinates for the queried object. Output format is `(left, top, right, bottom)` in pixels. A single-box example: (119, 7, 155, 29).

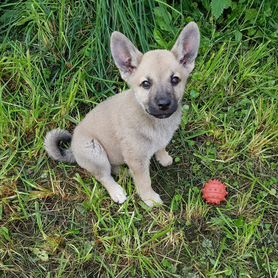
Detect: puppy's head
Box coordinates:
(111, 22, 200, 119)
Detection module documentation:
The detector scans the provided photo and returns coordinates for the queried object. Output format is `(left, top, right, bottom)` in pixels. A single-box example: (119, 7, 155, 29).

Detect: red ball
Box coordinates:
(202, 179, 228, 205)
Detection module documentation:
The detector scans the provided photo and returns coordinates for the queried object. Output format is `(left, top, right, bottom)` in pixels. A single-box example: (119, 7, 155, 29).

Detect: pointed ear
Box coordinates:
(171, 22, 200, 73)
(110, 31, 143, 81)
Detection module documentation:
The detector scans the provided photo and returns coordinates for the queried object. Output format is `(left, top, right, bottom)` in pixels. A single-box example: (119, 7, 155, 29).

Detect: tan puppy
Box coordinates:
(45, 22, 200, 207)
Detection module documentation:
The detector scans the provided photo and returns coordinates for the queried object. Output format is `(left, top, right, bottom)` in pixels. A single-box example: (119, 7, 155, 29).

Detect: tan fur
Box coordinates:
(45, 22, 200, 206)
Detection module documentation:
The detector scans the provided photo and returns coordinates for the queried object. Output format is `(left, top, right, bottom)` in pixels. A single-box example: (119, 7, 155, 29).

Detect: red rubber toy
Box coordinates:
(202, 179, 228, 205)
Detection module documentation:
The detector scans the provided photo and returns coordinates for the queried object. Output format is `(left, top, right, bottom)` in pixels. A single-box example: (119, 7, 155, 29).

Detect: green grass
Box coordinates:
(0, 0, 277, 277)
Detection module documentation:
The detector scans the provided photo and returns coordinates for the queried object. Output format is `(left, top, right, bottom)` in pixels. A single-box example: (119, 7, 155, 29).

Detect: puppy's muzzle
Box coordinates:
(147, 96, 178, 119)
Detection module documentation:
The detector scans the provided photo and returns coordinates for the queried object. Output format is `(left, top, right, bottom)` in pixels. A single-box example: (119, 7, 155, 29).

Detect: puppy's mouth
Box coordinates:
(146, 100, 178, 119)
(145, 109, 175, 119)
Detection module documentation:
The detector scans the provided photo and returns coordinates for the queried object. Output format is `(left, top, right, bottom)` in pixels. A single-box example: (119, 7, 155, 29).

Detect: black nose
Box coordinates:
(157, 98, 171, 111)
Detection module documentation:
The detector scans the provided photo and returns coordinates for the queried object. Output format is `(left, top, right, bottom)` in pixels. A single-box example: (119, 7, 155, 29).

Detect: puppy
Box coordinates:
(45, 22, 200, 207)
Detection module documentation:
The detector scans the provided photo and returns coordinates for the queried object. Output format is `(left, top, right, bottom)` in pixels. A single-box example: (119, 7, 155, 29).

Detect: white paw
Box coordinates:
(141, 191, 163, 207)
(109, 185, 127, 204)
(157, 154, 173, 167)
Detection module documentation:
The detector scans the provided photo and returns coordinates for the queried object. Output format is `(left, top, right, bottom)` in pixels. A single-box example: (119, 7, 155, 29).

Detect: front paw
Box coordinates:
(108, 185, 127, 204)
(157, 153, 173, 167)
(141, 191, 163, 207)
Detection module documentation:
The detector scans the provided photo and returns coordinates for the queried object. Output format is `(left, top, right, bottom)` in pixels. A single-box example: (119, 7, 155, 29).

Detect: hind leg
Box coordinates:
(72, 137, 127, 204)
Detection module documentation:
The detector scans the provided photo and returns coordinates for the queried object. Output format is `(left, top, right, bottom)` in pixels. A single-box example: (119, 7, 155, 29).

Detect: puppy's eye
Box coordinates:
(141, 80, 152, 90)
(171, 76, 180, 86)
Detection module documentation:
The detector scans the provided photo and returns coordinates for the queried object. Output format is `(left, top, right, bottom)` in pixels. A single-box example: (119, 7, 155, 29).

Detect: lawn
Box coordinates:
(0, 0, 277, 277)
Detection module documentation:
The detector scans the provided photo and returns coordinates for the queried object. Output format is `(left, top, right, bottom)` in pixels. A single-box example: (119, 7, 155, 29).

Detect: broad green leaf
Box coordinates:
(153, 28, 168, 48)
(211, 0, 232, 20)
(0, 227, 11, 242)
(154, 7, 172, 32)
(234, 30, 242, 42)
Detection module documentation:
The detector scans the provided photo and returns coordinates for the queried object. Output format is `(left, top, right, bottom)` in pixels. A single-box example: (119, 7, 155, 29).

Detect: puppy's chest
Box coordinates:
(141, 117, 181, 154)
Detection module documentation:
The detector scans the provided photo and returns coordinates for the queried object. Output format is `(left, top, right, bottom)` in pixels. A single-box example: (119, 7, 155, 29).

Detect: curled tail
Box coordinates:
(44, 129, 76, 163)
